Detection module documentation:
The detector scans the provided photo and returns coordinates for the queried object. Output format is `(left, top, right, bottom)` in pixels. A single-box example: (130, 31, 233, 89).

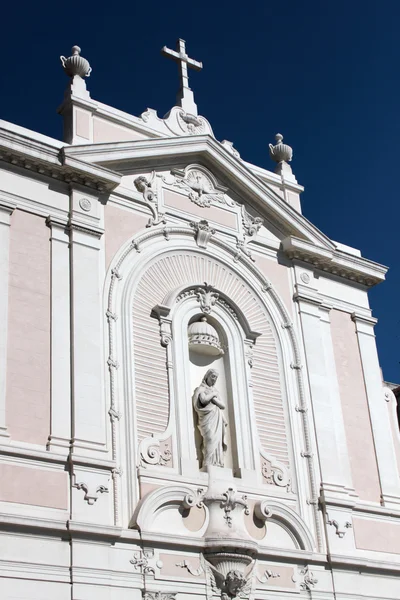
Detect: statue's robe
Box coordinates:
(193, 384, 227, 467)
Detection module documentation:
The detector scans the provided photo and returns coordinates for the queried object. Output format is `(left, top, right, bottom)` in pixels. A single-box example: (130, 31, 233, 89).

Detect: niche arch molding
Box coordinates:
(104, 224, 321, 550)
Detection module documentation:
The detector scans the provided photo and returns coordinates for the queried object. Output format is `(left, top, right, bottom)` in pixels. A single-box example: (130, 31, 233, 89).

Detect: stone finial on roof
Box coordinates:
(60, 45, 91, 100)
(269, 133, 293, 164)
(60, 46, 92, 78)
(268, 134, 296, 183)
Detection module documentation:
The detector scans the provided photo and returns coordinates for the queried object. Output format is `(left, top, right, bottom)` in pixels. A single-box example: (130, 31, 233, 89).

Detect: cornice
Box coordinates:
(282, 236, 387, 288)
(0, 127, 121, 193)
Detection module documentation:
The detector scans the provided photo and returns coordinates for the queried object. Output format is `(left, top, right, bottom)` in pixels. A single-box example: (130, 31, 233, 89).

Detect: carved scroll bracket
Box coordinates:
(260, 452, 291, 491)
(152, 304, 173, 347)
(134, 172, 166, 227)
(139, 435, 172, 469)
(235, 206, 263, 262)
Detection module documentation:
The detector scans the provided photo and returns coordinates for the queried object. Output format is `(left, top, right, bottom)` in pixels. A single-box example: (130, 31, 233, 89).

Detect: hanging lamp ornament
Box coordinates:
(60, 45, 92, 78)
(269, 133, 293, 164)
(188, 317, 224, 356)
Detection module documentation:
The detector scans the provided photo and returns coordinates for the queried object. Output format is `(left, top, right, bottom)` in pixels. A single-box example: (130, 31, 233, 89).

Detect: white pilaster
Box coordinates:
(69, 191, 107, 457)
(352, 313, 400, 508)
(46, 216, 71, 452)
(0, 200, 16, 440)
(295, 285, 355, 502)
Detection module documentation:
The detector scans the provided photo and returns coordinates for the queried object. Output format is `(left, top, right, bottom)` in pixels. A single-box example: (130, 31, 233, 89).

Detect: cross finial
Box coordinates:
(161, 39, 203, 116)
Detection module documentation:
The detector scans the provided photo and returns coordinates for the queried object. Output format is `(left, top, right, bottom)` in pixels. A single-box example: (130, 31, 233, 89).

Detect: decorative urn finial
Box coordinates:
(60, 45, 92, 78)
(269, 133, 293, 164)
(188, 317, 224, 356)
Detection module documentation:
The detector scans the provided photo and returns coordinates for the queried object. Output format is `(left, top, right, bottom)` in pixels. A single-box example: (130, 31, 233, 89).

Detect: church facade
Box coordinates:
(1, 41, 400, 600)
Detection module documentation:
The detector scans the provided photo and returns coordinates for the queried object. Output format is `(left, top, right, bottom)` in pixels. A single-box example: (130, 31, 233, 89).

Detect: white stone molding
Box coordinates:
(294, 287, 356, 503)
(0, 126, 121, 193)
(46, 216, 71, 451)
(131, 484, 207, 532)
(254, 499, 315, 551)
(282, 236, 387, 287)
(69, 205, 107, 458)
(352, 313, 400, 508)
(221, 140, 241, 159)
(105, 225, 320, 541)
(0, 200, 15, 440)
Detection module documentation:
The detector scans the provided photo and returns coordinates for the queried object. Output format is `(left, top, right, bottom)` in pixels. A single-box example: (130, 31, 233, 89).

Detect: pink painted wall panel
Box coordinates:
(0, 463, 68, 509)
(330, 309, 381, 502)
(105, 204, 148, 268)
(6, 210, 50, 445)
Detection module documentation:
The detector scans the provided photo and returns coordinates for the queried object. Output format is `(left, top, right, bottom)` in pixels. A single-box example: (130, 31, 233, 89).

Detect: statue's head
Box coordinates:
(224, 570, 246, 597)
(203, 368, 219, 387)
(134, 175, 148, 193)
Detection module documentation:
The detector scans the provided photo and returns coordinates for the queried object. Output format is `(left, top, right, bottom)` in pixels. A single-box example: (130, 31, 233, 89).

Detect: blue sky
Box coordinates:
(2, 0, 399, 381)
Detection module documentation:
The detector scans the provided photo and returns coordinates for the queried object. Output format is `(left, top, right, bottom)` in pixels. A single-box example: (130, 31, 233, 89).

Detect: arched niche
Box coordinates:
(104, 226, 320, 549)
(165, 292, 258, 477)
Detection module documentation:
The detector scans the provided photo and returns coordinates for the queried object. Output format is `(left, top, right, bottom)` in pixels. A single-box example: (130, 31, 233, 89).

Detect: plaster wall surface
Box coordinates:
(0, 463, 68, 509)
(330, 308, 381, 502)
(105, 203, 148, 267)
(6, 209, 50, 445)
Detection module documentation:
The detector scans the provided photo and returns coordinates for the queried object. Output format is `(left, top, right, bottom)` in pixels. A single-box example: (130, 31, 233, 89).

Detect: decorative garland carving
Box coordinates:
(143, 593, 176, 600)
(134, 172, 166, 227)
(130, 549, 162, 576)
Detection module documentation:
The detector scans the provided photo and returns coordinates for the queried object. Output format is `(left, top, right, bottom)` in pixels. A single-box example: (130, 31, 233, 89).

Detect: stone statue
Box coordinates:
(193, 369, 227, 468)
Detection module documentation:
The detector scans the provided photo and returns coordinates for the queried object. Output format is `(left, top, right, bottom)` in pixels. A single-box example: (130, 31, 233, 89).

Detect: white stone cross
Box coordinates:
(161, 39, 203, 116)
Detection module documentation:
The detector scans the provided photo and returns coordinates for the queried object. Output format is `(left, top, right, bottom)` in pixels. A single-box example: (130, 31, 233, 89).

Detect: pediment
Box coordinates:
(62, 136, 335, 251)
